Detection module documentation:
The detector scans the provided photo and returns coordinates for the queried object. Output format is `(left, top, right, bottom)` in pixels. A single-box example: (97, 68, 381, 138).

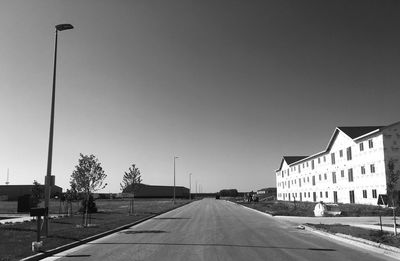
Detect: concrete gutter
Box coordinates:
(20, 201, 193, 261)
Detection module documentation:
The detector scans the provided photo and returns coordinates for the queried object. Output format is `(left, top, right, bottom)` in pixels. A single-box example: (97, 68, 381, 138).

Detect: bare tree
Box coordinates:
(387, 159, 400, 235)
(70, 154, 107, 226)
(120, 164, 142, 214)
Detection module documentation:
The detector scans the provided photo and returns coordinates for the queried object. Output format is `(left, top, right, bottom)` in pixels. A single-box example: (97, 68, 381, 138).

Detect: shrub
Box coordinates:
(79, 195, 98, 213)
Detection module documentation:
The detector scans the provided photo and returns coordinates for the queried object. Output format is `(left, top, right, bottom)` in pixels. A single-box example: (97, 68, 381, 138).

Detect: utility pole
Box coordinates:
(189, 173, 192, 200)
(44, 24, 74, 237)
(5, 168, 9, 185)
(173, 156, 179, 204)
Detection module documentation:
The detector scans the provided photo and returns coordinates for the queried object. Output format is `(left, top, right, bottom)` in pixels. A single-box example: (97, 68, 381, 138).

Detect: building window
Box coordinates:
(325, 191, 328, 198)
(324, 173, 327, 180)
(369, 139, 373, 148)
(331, 153, 335, 165)
(308, 192, 310, 198)
(307, 177, 309, 182)
(372, 189, 377, 198)
(339, 150, 343, 157)
(299, 179, 301, 187)
(348, 168, 354, 182)
(341, 170, 344, 178)
(304, 192, 306, 197)
(323, 156, 326, 162)
(349, 190, 355, 203)
(333, 191, 338, 203)
(306, 162, 309, 167)
(347, 147, 352, 160)
(370, 164, 375, 173)
(318, 157, 321, 164)
(319, 174, 322, 181)
(311, 160, 314, 170)
(298, 165, 301, 173)
(363, 190, 367, 198)
(320, 191, 323, 198)
(360, 142, 364, 151)
(312, 176, 315, 186)
(361, 166, 365, 174)
(332, 172, 337, 184)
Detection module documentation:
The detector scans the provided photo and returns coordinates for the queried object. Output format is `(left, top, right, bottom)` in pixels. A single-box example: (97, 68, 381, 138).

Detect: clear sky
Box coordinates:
(1, 0, 399, 193)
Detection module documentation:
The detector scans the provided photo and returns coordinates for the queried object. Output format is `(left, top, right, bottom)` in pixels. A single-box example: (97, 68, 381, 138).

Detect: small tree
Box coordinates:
(64, 188, 77, 216)
(31, 180, 44, 207)
(387, 159, 400, 235)
(70, 154, 107, 226)
(120, 164, 142, 214)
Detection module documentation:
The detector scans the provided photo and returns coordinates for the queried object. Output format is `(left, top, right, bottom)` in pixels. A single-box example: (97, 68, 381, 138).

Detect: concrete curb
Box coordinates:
(21, 201, 193, 261)
(303, 225, 400, 260)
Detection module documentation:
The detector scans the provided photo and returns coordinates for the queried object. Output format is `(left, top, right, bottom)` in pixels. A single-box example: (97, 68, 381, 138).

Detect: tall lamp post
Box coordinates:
(44, 24, 74, 237)
(189, 173, 192, 200)
(173, 156, 179, 204)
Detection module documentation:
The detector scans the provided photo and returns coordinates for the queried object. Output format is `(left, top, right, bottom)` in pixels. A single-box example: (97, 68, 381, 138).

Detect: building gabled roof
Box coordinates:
(276, 156, 308, 172)
(337, 126, 383, 139)
(283, 156, 308, 164)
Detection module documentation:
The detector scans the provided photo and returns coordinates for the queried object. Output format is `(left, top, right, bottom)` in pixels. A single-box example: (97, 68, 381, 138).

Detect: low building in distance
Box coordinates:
(257, 187, 277, 200)
(0, 184, 62, 201)
(118, 183, 190, 199)
(276, 121, 400, 205)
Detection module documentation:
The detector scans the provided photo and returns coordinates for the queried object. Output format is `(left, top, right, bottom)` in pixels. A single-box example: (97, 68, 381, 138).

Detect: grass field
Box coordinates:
(307, 223, 400, 248)
(0, 198, 188, 261)
(238, 200, 400, 217)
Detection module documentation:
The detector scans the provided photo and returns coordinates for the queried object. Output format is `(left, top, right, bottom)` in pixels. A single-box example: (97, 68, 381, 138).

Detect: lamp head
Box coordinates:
(55, 24, 74, 31)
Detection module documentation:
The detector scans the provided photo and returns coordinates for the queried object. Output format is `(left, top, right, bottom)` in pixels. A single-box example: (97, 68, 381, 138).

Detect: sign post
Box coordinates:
(30, 208, 47, 252)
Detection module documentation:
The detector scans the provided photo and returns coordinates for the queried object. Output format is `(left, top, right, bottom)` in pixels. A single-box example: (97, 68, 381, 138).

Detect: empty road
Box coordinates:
(44, 199, 397, 261)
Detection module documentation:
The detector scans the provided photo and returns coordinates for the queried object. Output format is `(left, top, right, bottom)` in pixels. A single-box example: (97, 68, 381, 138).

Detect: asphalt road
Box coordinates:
(43, 199, 397, 261)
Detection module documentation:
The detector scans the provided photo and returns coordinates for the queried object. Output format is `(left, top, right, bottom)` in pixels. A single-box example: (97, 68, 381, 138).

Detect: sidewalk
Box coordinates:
(0, 214, 64, 224)
(274, 215, 399, 234)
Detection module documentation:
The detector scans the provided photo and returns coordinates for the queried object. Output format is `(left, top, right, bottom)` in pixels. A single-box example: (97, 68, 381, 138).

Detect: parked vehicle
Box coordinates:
(314, 202, 341, 217)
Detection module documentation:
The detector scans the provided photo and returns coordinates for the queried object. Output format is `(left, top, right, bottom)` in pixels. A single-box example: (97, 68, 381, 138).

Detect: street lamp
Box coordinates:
(189, 173, 192, 200)
(44, 24, 74, 237)
(173, 156, 179, 204)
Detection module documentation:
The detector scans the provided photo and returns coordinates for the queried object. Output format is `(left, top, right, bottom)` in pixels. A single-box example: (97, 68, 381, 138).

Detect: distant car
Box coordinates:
(215, 193, 220, 199)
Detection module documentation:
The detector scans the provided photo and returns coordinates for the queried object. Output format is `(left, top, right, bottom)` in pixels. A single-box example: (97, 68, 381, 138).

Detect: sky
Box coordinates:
(1, 0, 400, 193)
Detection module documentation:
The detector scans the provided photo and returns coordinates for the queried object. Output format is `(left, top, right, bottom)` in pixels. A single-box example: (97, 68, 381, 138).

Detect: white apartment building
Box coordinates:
(276, 121, 400, 205)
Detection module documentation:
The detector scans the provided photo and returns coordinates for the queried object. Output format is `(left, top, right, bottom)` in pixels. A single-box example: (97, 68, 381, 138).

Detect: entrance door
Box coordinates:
(349, 190, 355, 203)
